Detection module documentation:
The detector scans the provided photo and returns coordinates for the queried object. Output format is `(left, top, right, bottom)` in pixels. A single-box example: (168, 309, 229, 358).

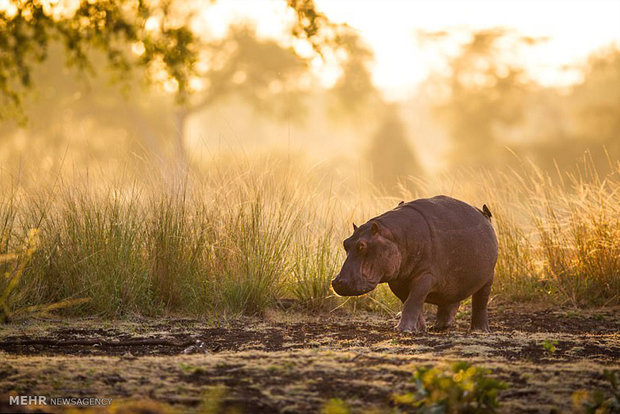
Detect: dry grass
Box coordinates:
(481, 158, 620, 307)
(0, 152, 618, 318)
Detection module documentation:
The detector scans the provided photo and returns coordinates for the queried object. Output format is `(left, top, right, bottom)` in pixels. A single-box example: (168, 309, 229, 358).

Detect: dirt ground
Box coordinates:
(0, 304, 618, 413)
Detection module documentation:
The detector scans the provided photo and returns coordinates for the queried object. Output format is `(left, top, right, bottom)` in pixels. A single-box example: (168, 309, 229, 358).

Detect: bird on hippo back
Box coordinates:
(331, 195, 497, 333)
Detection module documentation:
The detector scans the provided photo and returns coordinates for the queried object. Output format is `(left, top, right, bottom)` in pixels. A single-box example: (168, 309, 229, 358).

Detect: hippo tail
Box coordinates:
(479, 204, 493, 220)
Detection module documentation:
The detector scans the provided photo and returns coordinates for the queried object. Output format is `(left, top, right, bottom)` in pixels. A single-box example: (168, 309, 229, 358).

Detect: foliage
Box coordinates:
(0, 229, 39, 322)
(0, 0, 339, 122)
(541, 339, 558, 354)
(0, 24, 312, 170)
(572, 370, 620, 414)
(0, 0, 200, 120)
(480, 160, 620, 307)
(287, 0, 342, 57)
(321, 398, 351, 414)
(215, 199, 296, 315)
(392, 362, 507, 413)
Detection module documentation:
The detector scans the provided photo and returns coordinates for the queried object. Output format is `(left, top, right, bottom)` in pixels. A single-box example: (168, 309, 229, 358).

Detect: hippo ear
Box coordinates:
(370, 221, 380, 236)
(352, 223, 358, 231)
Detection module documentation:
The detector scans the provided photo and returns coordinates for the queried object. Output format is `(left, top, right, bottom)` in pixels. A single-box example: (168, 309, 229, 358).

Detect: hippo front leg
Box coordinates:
(395, 274, 433, 333)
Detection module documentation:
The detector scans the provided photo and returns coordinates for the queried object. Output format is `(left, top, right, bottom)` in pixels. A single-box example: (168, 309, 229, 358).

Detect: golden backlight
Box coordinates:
(194, 0, 620, 100)
(0, 3, 619, 412)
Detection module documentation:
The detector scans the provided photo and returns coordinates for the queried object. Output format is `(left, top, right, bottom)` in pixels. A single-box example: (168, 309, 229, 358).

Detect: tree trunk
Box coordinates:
(174, 108, 189, 173)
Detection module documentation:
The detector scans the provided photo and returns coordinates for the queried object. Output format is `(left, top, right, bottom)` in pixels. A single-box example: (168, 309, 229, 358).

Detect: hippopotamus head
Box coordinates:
(331, 221, 402, 296)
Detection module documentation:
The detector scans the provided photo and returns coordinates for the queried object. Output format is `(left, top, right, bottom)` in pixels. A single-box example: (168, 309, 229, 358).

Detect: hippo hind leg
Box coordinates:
(433, 302, 460, 330)
(471, 280, 492, 332)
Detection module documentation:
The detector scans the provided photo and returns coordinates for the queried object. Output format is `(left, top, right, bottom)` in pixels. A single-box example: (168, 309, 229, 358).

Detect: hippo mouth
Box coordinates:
(331, 278, 376, 297)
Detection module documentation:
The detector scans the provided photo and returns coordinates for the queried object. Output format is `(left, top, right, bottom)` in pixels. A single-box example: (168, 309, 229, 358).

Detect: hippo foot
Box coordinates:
(394, 324, 425, 334)
(470, 321, 490, 332)
(395, 318, 426, 334)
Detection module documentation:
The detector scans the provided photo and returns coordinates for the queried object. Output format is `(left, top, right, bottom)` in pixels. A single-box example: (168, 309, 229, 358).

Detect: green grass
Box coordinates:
(0, 153, 619, 319)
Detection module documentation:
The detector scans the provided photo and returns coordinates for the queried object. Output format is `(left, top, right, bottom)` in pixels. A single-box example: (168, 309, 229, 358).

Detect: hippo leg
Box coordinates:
(434, 302, 460, 330)
(417, 312, 426, 331)
(471, 280, 492, 332)
(395, 274, 433, 333)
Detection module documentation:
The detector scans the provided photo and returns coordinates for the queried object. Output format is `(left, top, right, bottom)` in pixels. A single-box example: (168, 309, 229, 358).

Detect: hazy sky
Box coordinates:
(316, 0, 620, 99)
(3, 0, 617, 100)
(202, 0, 620, 101)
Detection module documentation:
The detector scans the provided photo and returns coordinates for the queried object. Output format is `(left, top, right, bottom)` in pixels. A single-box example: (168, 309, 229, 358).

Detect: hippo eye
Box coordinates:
(357, 241, 367, 253)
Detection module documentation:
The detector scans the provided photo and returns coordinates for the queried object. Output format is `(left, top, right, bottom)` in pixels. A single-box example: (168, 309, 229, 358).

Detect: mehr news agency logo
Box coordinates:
(9, 395, 113, 407)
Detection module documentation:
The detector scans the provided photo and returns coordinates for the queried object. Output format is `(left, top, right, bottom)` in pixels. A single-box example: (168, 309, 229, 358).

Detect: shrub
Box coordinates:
(572, 370, 619, 414)
(392, 362, 507, 413)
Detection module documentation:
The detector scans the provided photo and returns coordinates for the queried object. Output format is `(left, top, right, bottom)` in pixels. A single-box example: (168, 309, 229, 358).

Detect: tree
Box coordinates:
(0, 43, 178, 172)
(171, 24, 309, 165)
(0, 0, 199, 121)
(366, 105, 422, 192)
(0, 0, 345, 167)
(514, 46, 620, 175)
(425, 29, 541, 168)
(570, 46, 620, 150)
(329, 30, 380, 117)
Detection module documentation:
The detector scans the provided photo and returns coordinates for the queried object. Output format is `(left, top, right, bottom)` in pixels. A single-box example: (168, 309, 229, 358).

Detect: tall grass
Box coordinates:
(0, 153, 618, 319)
(476, 158, 620, 307)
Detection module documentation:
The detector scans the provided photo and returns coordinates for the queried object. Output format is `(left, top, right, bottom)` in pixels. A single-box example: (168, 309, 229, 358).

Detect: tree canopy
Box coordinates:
(0, 0, 341, 122)
(429, 29, 539, 167)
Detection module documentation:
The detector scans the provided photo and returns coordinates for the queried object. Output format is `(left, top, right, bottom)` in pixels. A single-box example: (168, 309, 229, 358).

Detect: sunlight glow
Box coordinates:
(131, 41, 145, 56)
(3, 0, 616, 101)
(315, 0, 620, 100)
(144, 15, 161, 32)
(201, 0, 620, 101)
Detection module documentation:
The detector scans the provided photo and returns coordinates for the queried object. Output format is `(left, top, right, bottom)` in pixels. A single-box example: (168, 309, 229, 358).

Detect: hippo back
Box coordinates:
(397, 195, 498, 302)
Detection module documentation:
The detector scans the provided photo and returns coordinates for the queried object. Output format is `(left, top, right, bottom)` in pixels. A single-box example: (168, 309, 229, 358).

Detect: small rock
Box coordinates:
(183, 340, 210, 355)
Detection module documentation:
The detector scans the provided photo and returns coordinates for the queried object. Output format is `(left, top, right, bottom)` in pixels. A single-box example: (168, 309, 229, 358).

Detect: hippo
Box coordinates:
(331, 195, 497, 333)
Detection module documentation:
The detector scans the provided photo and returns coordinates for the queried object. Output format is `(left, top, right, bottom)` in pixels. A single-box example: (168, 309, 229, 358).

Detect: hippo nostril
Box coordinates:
(331, 278, 343, 291)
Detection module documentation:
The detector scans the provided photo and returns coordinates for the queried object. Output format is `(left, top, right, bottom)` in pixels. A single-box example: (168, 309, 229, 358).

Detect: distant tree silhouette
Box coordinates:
(513, 46, 620, 175)
(427, 29, 542, 168)
(329, 31, 379, 117)
(171, 25, 309, 165)
(0, 0, 349, 167)
(0, 26, 309, 169)
(366, 106, 423, 192)
(571, 46, 620, 151)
